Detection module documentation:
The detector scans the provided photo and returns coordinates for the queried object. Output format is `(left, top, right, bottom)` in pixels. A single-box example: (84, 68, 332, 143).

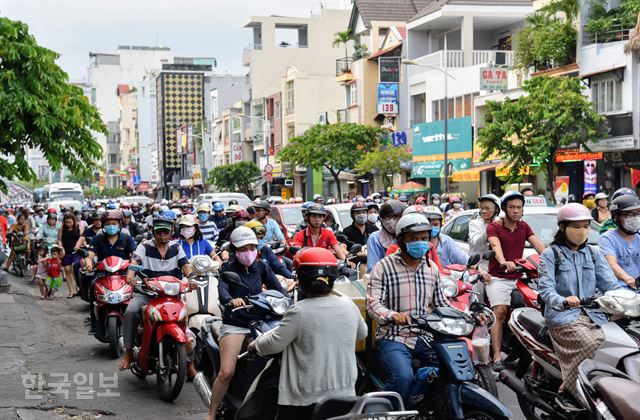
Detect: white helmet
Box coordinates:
(396, 213, 432, 237)
(230, 226, 258, 248)
(594, 192, 608, 201)
(422, 205, 443, 220)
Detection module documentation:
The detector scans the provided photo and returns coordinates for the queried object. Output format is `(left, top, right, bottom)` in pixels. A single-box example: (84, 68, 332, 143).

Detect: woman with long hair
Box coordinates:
(58, 213, 81, 298)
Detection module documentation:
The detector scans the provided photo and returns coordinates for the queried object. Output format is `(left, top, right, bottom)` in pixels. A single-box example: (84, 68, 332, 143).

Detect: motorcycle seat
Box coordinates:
(310, 396, 360, 420)
(205, 316, 223, 342)
(592, 376, 640, 419)
(518, 310, 552, 347)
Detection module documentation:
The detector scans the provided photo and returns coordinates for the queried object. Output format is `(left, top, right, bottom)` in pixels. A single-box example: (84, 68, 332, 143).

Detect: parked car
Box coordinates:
(195, 193, 252, 209)
(271, 204, 303, 240)
(326, 203, 353, 232)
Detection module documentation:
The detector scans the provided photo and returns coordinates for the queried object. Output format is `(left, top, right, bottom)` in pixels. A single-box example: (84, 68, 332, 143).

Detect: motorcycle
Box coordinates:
(7, 232, 28, 277)
(499, 289, 640, 420)
(91, 256, 133, 358)
(310, 391, 418, 420)
(576, 359, 640, 420)
(192, 270, 290, 420)
(127, 265, 192, 402)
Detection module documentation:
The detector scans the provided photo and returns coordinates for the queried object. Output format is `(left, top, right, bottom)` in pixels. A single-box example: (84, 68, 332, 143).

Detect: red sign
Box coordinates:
(555, 150, 603, 162)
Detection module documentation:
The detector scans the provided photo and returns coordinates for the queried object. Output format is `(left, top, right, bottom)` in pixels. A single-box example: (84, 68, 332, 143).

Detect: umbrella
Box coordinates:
(391, 181, 427, 194)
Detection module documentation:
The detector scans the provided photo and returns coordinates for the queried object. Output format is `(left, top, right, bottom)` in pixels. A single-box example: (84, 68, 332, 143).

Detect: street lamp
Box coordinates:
(402, 57, 456, 194)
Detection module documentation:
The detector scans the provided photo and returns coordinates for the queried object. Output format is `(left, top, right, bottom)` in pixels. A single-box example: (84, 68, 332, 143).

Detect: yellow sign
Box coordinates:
(281, 188, 292, 201)
(452, 169, 481, 182)
(496, 164, 530, 177)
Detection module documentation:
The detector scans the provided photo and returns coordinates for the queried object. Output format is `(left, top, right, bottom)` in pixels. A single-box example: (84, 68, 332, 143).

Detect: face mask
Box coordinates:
(565, 226, 590, 245)
(431, 226, 441, 237)
(367, 214, 378, 224)
(104, 225, 119, 236)
(153, 211, 159, 217)
(236, 220, 246, 228)
(374, 198, 381, 204)
(432, 199, 440, 206)
(583, 198, 595, 209)
(355, 214, 368, 225)
(236, 249, 257, 267)
(198, 213, 209, 223)
(257, 239, 266, 248)
(453, 203, 461, 209)
(181, 227, 195, 239)
(405, 241, 430, 259)
(382, 219, 397, 234)
(622, 216, 640, 233)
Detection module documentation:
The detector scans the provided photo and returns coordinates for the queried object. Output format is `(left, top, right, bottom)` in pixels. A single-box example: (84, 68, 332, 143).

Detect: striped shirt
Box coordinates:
(198, 221, 219, 244)
(133, 239, 188, 279)
(367, 252, 449, 349)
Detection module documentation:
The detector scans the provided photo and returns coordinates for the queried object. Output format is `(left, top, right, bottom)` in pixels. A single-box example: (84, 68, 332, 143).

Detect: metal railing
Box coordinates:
(472, 50, 513, 67)
(586, 26, 632, 44)
(336, 57, 353, 76)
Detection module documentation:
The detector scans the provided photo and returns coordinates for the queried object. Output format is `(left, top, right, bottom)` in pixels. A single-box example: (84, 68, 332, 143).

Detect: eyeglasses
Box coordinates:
(154, 229, 172, 235)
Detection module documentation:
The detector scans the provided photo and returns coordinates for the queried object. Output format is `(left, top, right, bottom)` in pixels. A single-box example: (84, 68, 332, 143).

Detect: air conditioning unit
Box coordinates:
(317, 112, 329, 125)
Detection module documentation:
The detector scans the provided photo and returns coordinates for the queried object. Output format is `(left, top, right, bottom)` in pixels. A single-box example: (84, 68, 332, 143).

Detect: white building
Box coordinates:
(135, 75, 159, 186)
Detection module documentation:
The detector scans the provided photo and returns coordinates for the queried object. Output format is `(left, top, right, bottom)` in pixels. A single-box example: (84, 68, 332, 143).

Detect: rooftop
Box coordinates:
(411, 0, 532, 21)
(349, 0, 433, 30)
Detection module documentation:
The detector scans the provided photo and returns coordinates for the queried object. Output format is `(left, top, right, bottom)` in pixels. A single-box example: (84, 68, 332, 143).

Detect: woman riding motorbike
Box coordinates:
(177, 214, 222, 264)
(3, 213, 31, 272)
(538, 203, 623, 410)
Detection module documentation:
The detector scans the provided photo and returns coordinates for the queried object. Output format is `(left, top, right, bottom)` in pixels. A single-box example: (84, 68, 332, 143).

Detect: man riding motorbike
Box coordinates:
(122, 210, 140, 238)
(210, 202, 227, 230)
(423, 206, 468, 267)
(291, 204, 346, 260)
(252, 200, 286, 246)
(342, 202, 378, 251)
(366, 200, 406, 272)
(3, 213, 31, 272)
(599, 188, 637, 233)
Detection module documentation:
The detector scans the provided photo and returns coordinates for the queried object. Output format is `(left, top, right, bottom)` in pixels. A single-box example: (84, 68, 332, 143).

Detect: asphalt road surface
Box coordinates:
(0, 271, 526, 420)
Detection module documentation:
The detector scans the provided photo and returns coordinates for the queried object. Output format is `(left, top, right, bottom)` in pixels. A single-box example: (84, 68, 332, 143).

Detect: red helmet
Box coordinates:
(102, 210, 123, 222)
(234, 210, 251, 221)
(293, 247, 339, 280)
(557, 203, 593, 223)
(47, 208, 57, 214)
(416, 197, 426, 205)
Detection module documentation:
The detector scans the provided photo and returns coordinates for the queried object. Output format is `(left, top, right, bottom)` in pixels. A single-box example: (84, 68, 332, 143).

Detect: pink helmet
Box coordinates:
(557, 203, 593, 223)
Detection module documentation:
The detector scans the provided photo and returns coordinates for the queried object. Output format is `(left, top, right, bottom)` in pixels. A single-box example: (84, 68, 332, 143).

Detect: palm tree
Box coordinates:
(624, 12, 640, 55)
(332, 29, 354, 59)
(541, 0, 579, 25)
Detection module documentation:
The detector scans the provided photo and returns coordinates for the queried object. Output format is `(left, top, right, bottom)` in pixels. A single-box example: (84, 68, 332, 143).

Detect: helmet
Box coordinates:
(102, 210, 123, 223)
(230, 226, 258, 248)
(610, 195, 640, 217)
(47, 213, 57, 220)
(402, 205, 427, 217)
(431, 193, 440, 199)
(557, 203, 593, 223)
(416, 197, 426, 205)
(163, 209, 177, 221)
(212, 202, 224, 212)
(293, 247, 339, 281)
(313, 194, 324, 202)
(152, 215, 174, 231)
(106, 202, 116, 210)
(379, 200, 406, 219)
(253, 200, 271, 212)
(611, 188, 638, 201)
(366, 202, 379, 211)
(450, 196, 461, 203)
(47, 208, 57, 214)
(177, 214, 198, 227)
(244, 220, 266, 236)
(197, 202, 212, 213)
(422, 205, 443, 220)
(582, 191, 595, 199)
(479, 193, 500, 214)
(306, 204, 327, 216)
(398, 195, 409, 203)
(301, 201, 314, 210)
(91, 212, 101, 221)
(294, 197, 303, 203)
(228, 199, 239, 205)
(594, 192, 608, 201)
(500, 191, 525, 210)
(234, 209, 251, 220)
(395, 213, 432, 236)
(227, 204, 244, 214)
(350, 202, 367, 217)
(119, 202, 130, 209)
(122, 209, 132, 218)
(81, 205, 90, 212)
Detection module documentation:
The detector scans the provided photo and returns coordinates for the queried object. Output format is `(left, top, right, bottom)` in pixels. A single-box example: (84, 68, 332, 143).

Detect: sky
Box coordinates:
(1, 0, 351, 80)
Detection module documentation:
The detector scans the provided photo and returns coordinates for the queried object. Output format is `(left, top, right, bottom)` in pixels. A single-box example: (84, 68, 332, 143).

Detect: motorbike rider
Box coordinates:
(252, 200, 286, 246)
(121, 210, 139, 238)
(294, 201, 314, 233)
(195, 202, 220, 245)
(445, 196, 463, 220)
(538, 203, 622, 410)
(342, 202, 378, 251)
(366, 202, 381, 229)
(130, 202, 144, 223)
(312, 194, 325, 205)
(245, 220, 294, 279)
(423, 206, 468, 267)
(34, 206, 47, 227)
(210, 202, 227, 230)
(206, 227, 286, 420)
(291, 204, 347, 260)
(176, 214, 221, 263)
(247, 247, 367, 420)
(599, 188, 637, 233)
(469, 194, 500, 279)
(366, 213, 449, 404)
(366, 200, 406, 272)
(3, 213, 31, 272)
(431, 193, 441, 207)
(599, 194, 640, 288)
(35, 211, 60, 252)
(486, 191, 545, 371)
(218, 209, 251, 245)
(591, 192, 610, 223)
(119, 215, 195, 370)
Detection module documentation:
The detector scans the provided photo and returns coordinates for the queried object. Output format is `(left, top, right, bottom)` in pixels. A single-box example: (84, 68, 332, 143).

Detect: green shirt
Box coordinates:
(599, 218, 617, 234)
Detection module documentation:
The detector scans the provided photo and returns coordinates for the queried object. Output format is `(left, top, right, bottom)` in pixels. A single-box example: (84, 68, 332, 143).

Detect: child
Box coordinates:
(45, 247, 63, 299)
(35, 246, 49, 299)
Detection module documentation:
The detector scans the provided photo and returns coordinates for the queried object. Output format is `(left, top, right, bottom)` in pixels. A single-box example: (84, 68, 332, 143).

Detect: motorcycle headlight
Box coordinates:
(442, 278, 458, 298)
(105, 291, 123, 304)
(265, 295, 289, 315)
(159, 281, 180, 296)
(190, 255, 213, 275)
(178, 306, 188, 322)
(148, 306, 162, 322)
(428, 316, 475, 337)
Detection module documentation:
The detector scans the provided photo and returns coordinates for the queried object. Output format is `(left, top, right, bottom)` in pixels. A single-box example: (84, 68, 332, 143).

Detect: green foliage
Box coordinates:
(207, 161, 261, 194)
(540, 0, 580, 22)
(101, 187, 127, 198)
(585, 0, 640, 43)
(278, 123, 383, 201)
(478, 76, 604, 199)
(356, 146, 410, 190)
(332, 29, 354, 58)
(352, 44, 369, 60)
(513, 13, 577, 70)
(0, 17, 106, 191)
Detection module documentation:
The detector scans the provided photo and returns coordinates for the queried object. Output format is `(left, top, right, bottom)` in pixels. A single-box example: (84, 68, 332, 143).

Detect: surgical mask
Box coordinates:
(565, 226, 590, 245)
(583, 198, 595, 209)
(432, 199, 440, 206)
(198, 213, 209, 223)
(257, 239, 266, 248)
(622, 216, 640, 233)
(431, 226, 441, 237)
(382, 219, 397, 234)
(367, 214, 378, 224)
(181, 227, 195, 239)
(355, 214, 368, 225)
(374, 198, 381, 204)
(405, 241, 430, 259)
(236, 220, 247, 228)
(236, 249, 257, 267)
(104, 225, 119, 236)
(453, 203, 461, 209)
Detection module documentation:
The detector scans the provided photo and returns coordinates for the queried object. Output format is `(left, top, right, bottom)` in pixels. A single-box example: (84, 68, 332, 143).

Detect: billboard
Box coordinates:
(377, 83, 399, 115)
(379, 57, 400, 83)
(479, 67, 509, 91)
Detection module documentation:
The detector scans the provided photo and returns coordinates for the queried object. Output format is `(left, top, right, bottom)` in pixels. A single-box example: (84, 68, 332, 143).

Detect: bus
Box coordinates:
(46, 182, 84, 203)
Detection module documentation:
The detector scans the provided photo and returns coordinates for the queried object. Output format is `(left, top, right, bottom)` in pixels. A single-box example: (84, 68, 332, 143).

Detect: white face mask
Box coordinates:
(622, 216, 640, 233)
(354, 214, 368, 225)
(367, 214, 378, 224)
(181, 226, 196, 239)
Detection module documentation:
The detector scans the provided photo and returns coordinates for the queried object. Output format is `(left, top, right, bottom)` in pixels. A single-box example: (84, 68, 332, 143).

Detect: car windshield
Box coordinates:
(49, 191, 83, 202)
(522, 214, 600, 247)
(337, 209, 352, 229)
(280, 207, 303, 225)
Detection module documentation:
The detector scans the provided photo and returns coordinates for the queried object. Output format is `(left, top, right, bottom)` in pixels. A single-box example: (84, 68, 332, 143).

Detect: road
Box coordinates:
(0, 271, 525, 419)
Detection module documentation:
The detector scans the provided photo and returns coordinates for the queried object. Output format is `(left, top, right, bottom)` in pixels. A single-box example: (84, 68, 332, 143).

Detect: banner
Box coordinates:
(411, 159, 472, 178)
(377, 83, 399, 115)
(584, 160, 597, 195)
(412, 117, 472, 178)
(479, 67, 509, 91)
(554, 176, 570, 204)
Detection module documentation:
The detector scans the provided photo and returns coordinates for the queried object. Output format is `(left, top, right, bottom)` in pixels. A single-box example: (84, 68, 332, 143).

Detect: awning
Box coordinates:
(580, 65, 625, 79)
(451, 162, 502, 182)
(391, 181, 427, 194)
(368, 43, 402, 60)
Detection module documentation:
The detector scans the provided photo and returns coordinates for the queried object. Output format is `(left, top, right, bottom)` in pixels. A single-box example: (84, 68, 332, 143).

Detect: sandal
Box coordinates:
(67, 294, 75, 299)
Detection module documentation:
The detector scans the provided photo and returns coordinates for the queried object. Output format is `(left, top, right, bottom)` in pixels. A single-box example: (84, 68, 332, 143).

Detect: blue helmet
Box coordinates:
(301, 201, 314, 210)
(106, 202, 116, 209)
(81, 205, 90, 212)
(212, 202, 224, 212)
(162, 209, 177, 221)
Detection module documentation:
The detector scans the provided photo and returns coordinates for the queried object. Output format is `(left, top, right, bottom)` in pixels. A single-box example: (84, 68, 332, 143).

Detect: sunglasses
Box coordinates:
(154, 229, 172, 235)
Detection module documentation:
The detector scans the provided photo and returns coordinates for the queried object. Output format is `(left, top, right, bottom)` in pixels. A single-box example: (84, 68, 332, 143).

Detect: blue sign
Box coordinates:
(391, 131, 407, 147)
(377, 83, 399, 115)
(133, 175, 141, 185)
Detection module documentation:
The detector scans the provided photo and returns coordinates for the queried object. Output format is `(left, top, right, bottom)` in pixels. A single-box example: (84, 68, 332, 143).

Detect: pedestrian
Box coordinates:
(57, 213, 80, 298)
(45, 246, 63, 299)
(35, 245, 49, 299)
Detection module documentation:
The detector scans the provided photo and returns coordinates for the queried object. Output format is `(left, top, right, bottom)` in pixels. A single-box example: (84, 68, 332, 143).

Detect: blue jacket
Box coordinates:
(435, 233, 468, 267)
(210, 214, 227, 231)
(259, 244, 293, 278)
(538, 244, 622, 328)
(367, 231, 394, 273)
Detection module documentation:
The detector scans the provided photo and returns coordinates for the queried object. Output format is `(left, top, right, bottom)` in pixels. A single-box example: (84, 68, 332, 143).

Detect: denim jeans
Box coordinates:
(376, 338, 436, 403)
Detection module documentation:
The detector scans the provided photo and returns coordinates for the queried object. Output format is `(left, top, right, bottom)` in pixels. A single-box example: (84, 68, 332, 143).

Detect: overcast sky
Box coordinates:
(1, 0, 351, 80)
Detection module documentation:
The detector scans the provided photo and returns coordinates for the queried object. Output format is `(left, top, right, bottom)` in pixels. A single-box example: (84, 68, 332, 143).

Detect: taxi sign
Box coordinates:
(524, 195, 551, 207)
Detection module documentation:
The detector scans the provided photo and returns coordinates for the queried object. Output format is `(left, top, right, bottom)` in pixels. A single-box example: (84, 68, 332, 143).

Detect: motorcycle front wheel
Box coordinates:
(515, 353, 549, 420)
(107, 316, 123, 359)
(463, 409, 508, 420)
(14, 257, 23, 277)
(157, 337, 187, 402)
(474, 364, 498, 397)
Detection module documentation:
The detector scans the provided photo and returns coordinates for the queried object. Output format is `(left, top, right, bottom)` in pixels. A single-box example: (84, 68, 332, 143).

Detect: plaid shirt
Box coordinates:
(367, 252, 449, 349)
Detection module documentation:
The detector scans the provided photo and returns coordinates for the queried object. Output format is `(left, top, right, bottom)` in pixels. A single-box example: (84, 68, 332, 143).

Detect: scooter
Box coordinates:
(127, 265, 191, 402)
(499, 289, 640, 420)
(91, 256, 134, 358)
(7, 232, 28, 277)
(310, 392, 418, 420)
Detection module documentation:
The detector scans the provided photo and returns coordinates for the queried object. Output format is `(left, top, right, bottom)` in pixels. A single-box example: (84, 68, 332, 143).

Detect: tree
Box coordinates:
(0, 18, 106, 191)
(624, 11, 640, 54)
(513, 13, 576, 70)
(540, 0, 580, 24)
(478, 76, 604, 201)
(208, 162, 261, 194)
(278, 123, 382, 201)
(356, 146, 411, 190)
(332, 29, 354, 59)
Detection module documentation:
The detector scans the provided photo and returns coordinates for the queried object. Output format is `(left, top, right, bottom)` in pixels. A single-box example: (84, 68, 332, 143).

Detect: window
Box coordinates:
(275, 101, 280, 118)
(432, 93, 478, 121)
(346, 84, 357, 107)
(286, 81, 294, 114)
(109, 154, 118, 164)
(211, 90, 219, 119)
(592, 78, 622, 113)
(447, 214, 471, 242)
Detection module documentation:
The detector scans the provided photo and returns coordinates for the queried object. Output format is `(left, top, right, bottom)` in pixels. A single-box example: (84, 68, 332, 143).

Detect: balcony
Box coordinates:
(336, 57, 355, 83)
(242, 43, 262, 66)
(471, 50, 513, 67)
(584, 26, 632, 45)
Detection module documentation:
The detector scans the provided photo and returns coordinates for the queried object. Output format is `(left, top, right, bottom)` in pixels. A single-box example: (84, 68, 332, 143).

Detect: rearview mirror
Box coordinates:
(222, 271, 248, 289)
(219, 242, 230, 252)
(129, 264, 144, 273)
(76, 248, 89, 258)
(350, 244, 363, 255)
(467, 254, 481, 267)
(270, 242, 281, 250)
(288, 246, 301, 255)
(335, 233, 348, 243)
(482, 250, 496, 261)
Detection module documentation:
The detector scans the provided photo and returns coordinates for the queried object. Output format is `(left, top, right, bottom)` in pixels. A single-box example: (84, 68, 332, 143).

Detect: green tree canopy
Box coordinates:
(0, 18, 106, 191)
(332, 29, 354, 59)
(356, 145, 411, 190)
(207, 161, 261, 194)
(278, 123, 382, 201)
(478, 76, 604, 200)
(513, 13, 576, 70)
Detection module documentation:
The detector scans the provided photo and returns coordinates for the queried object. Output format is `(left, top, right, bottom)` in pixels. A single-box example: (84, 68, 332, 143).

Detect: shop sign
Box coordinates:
(379, 57, 400, 83)
(605, 150, 640, 168)
(495, 164, 530, 177)
(554, 176, 570, 204)
(391, 131, 407, 147)
(180, 179, 193, 187)
(192, 165, 203, 186)
(479, 67, 508, 91)
(581, 136, 636, 152)
(377, 83, 399, 115)
(555, 150, 603, 162)
(412, 117, 473, 178)
(231, 142, 243, 163)
(411, 159, 472, 178)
